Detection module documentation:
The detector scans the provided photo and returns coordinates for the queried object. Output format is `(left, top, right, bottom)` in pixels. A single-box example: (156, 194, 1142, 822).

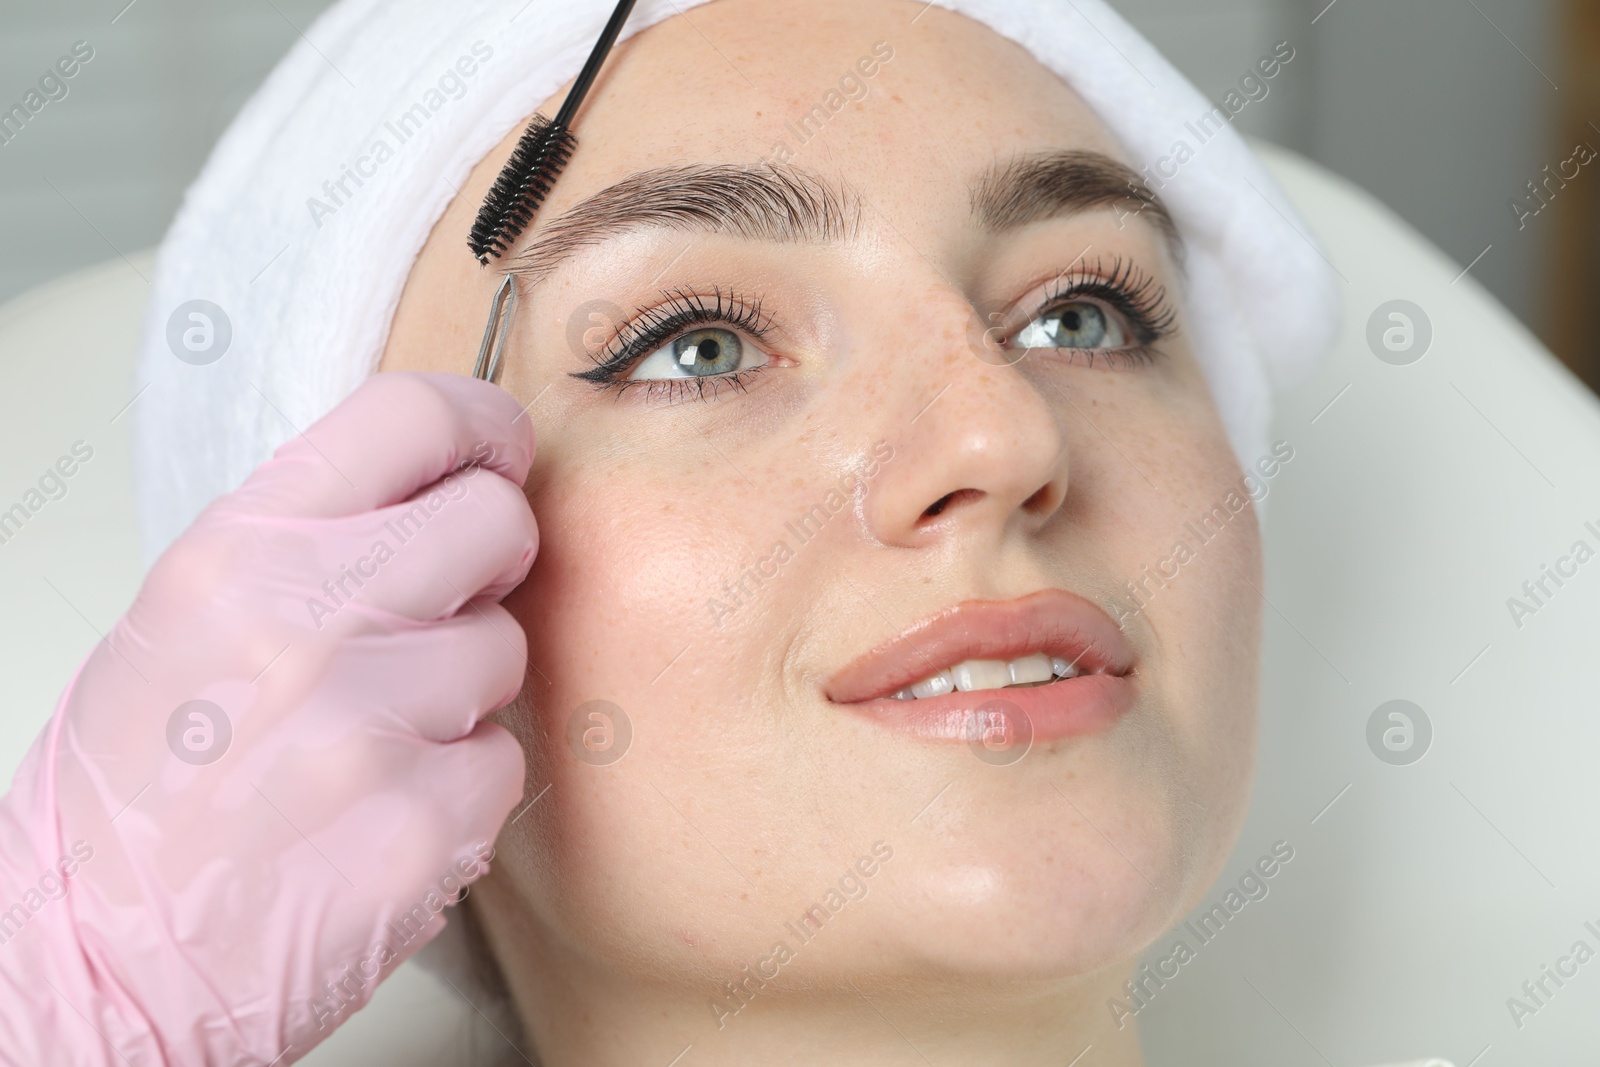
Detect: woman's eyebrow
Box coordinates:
(503, 150, 1180, 285)
(505, 163, 861, 285)
(970, 149, 1182, 261)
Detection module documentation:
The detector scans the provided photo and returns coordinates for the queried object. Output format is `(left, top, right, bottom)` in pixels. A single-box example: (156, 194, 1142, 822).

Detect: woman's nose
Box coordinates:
(861, 312, 1071, 550)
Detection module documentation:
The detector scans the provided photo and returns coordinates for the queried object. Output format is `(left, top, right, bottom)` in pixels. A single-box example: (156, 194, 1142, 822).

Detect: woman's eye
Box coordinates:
(627, 327, 765, 380)
(1012, 299, 1128, 350)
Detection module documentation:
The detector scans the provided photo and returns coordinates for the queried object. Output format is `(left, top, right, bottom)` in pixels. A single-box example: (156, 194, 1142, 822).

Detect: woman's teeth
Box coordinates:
(891, 653, 1080, 700)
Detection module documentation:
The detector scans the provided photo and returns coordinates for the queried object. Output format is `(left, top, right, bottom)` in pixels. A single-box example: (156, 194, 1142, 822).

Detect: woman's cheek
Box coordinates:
(1155, 474, 1262, 901)
(493, 465, 820, 968)
(510, 455, 808, 774)
(1088, 387, 1262, 902)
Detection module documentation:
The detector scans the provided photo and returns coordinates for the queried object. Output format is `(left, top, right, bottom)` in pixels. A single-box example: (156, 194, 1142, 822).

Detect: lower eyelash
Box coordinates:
(1066, 346, 1162, 371)
(600, 368, 767, 404)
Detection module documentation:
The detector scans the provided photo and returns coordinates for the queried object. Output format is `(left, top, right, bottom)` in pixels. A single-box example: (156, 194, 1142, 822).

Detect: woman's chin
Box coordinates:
(851, 839, 1188, 984)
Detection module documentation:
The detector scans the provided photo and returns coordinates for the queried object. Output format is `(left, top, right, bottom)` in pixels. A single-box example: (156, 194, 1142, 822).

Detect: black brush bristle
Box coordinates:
(467, 114, 578, 265)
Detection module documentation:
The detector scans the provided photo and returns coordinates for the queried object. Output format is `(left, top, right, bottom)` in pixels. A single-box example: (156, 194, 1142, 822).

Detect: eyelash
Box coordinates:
(570, 287, 775, 403)
(569, 257, 1178, 401)
(1024, 256, 1178, 369)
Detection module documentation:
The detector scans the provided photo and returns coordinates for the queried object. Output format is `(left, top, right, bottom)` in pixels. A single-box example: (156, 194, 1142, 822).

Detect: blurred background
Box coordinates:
(2, 0, 1595, 393)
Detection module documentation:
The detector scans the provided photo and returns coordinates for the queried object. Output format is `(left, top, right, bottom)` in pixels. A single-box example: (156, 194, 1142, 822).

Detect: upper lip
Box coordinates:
(824, 588, 1135, 704)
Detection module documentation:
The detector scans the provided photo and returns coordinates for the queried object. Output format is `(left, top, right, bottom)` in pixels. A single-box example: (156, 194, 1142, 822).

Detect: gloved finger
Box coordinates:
(361, 724, 522, 934)
(421, 718, 527, 847)
(321, 465, 537, 622)
(231, 372, 536, 520)
(328, 603, 528, 742)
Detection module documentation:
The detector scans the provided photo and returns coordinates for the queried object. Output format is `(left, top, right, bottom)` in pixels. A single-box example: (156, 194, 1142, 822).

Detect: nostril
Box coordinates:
(921, 488, 982, 521)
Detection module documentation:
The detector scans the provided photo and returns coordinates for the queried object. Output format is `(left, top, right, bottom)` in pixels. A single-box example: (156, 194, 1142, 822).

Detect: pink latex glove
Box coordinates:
(0, 372, 537, 1065)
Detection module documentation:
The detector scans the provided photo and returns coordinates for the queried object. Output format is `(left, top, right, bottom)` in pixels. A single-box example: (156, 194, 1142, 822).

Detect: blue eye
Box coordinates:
(628, 327, 766, 380)
(1001, 257, 1179, 366)
(1014, 300, 1127, 350)
(570, 287, 777, 401)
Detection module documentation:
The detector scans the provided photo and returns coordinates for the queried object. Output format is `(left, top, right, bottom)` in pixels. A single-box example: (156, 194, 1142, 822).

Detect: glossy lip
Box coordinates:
(824, 589, 1137, 743)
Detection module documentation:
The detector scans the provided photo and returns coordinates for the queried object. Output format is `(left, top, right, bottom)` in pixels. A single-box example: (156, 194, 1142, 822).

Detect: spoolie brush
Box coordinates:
(467, 0, 639, 264)
(468, 115, 575, 264)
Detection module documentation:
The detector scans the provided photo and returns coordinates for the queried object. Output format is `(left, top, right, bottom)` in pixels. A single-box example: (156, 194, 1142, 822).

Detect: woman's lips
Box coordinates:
(824, 589, 1136, 744)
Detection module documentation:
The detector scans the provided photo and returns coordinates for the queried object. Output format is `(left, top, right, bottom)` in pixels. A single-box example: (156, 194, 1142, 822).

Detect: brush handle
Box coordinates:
(554, 0, 641, 128)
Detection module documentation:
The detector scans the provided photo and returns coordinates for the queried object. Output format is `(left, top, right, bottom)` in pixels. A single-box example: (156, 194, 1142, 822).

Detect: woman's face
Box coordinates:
(382, 0, 1262, 1044)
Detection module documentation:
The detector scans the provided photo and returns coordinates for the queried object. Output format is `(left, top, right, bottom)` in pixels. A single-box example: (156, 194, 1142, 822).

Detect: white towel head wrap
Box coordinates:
(132, 0, 1340, 568)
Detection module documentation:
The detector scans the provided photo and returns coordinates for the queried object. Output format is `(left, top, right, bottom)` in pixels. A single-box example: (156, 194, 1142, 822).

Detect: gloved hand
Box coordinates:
(0, 372, 537, 1066)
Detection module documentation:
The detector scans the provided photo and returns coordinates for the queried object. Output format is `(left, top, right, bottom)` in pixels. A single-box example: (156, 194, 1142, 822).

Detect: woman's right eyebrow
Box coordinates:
(504, 163, 861, 285)
(503, 150, 1178, 285)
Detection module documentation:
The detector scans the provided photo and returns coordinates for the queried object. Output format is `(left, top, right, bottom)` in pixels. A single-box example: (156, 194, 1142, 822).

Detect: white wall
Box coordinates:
(1120, 0, 1559, 328)
(1116, 0, 1312, 146)
(0, 0, 330, 303)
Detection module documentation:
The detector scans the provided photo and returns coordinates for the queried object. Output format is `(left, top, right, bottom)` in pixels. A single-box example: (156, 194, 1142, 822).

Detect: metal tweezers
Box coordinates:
(471, 274, 518, 383)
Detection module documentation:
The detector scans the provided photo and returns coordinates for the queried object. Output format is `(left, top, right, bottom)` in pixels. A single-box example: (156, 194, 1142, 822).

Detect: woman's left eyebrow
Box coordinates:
(503, 150, 1178, 285)
(970, 149, 1181, 260)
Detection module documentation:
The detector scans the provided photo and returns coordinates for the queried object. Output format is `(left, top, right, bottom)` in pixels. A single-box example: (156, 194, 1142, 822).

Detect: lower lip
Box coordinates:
(840, 673, 1135, 744)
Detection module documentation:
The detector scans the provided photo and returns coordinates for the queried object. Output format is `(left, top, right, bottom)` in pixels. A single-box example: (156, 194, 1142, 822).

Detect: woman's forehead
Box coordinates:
(529, 0, 1131, 211)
